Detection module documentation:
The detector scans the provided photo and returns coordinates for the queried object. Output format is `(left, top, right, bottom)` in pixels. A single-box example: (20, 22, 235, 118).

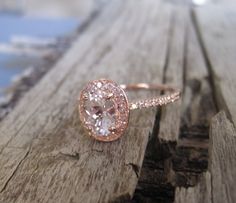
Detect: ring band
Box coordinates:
(120, 83, 180, 110)
(78, 79, 181, 142)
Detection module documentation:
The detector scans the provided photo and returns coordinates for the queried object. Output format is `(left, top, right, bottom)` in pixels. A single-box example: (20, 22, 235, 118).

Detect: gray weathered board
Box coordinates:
(0, 1, 236, 203)
(175, 4, 236, 203)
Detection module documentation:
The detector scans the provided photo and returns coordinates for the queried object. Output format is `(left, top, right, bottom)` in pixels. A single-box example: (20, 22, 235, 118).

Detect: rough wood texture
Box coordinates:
(0, 1, 174, 202)
(209, 111, 236, 203)
(1, 1, 236, 203)
(194, 5, 236, 126)
(173, 10, 216, 175)
(175, 172, 211, 203)
(174, 5, 236, 203)
(175, 111, 236, 203)
(132, 6, 187, 203)
(133, 6, 216, 203)
(158, 6, 186, 143)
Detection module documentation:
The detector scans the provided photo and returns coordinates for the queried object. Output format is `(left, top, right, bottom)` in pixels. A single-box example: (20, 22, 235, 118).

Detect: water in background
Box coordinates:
(0, 12, 79, 97)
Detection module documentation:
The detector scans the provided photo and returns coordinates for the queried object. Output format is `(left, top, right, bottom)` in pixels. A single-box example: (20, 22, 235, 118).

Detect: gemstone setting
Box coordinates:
(79, 79, 129, 141)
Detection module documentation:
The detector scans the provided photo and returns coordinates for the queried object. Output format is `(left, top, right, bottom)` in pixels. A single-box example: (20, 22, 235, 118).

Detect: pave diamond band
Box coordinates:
(78, 79, 181, 142)
(120, 83, 181, 110)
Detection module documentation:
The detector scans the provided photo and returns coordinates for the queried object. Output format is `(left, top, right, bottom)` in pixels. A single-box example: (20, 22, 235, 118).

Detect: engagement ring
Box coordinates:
(78, 79, 181, 142)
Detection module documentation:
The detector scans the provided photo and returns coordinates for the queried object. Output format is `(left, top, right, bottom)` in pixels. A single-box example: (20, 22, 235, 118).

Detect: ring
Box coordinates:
(78, 79, 181, 142)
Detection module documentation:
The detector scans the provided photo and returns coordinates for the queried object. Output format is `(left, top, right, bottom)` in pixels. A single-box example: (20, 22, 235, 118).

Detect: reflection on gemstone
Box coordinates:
(79, 79, 129, 141)
(84, 92, 116, 136)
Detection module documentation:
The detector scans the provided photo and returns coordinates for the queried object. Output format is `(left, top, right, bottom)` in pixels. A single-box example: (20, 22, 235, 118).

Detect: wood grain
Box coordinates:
(209, 111, 236, 203)
(0, 1, 173, 202)
(173, 11, 216, 175)
(133, 6, 217, 202)
(175, 111, 236, 203)
(1, 2, 236, 203)
(194, 5, 236, 126)
(158, 6, 186, 143)
(133, 7, 188, 202)
(174, 5, 236, 202)
(175, 172, 211, 203)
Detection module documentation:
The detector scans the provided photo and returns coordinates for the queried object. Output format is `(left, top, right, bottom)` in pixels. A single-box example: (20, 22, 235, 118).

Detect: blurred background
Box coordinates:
(0, 0, 107, 119)
(0, 0, 232, 119)
(0, 0, 100, 97)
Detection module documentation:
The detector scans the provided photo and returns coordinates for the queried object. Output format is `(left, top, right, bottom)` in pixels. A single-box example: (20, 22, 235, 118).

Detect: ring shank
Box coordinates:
(120, 83, 181, 110)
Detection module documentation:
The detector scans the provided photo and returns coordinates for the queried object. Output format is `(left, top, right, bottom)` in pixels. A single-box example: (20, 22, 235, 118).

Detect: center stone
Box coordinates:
(84, 94, 116, 136)
(79, 79, 130, 141)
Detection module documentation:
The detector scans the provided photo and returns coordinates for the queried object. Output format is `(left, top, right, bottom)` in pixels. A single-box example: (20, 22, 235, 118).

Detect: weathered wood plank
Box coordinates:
(157, 6, 186, 144)
(173, 10, 216, 175)
(175, 172, 211, 203)
(194, 5, 236, 126)
(173, 7, 218, 202)
(175, 5, 236, 203)
(133, 6, 188, 202)
(0, 1, 173, 202)
(209, 111, 236, 203)
(181, 15, 216, 129)
(175, 111, 236, 203)
(133, 6, 217, 202)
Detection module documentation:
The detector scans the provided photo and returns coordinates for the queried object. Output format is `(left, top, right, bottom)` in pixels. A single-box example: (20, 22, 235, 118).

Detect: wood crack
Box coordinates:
(0, 148, 30, 193)
(191, 9, 223, 118)
(125, 163, 140, 179)
(162, 7, 175, 85)
(182, 11, 189, 97)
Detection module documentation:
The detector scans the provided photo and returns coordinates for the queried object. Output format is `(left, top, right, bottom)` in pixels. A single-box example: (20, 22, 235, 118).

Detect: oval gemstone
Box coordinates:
(79, 79, 129, 141)
(84, 96, 116, 136)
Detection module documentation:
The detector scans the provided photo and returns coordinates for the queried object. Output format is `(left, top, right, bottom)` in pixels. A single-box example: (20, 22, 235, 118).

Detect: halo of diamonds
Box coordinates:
(79, 79, 129, 142)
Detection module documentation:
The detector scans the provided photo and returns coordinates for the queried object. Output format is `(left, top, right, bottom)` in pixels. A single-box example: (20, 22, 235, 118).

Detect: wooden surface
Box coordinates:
(175, 4, 236, 203)
(158, 6, 186, 143)
(0, 1, 170, 202)
(210, 111, 236, 203)
(175, 111, 236, 203)
(0, 1, 236, 203)
(194, 5, 236, 126)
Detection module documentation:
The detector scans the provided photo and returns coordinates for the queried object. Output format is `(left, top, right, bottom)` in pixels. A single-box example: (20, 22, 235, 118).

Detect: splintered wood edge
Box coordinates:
(175, 172, 211, 203)
(209, 111, 236, 203)
(175, 111, 236, 203)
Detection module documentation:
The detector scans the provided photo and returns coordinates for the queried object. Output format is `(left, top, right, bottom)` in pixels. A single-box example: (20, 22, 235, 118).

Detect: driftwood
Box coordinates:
(0, 1, 236, 203)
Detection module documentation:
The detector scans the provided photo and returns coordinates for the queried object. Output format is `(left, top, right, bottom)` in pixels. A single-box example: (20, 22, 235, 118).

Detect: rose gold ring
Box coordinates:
(78, 79, 181, 142)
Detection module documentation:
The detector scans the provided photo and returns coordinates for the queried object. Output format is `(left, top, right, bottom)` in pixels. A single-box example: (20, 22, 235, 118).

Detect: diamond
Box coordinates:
(84, 97, 116, 136)
(79, 79, 129, 141)
(96, 82, 102, 88)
